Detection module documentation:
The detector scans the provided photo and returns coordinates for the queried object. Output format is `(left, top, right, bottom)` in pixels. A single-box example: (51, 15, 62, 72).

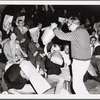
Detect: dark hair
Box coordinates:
(90, 36, 97, 41)
(18, 20, 24, 24)
(61, 43, 69, 51)
(68, 16, 80, 25)
(9, 31, 17, 37)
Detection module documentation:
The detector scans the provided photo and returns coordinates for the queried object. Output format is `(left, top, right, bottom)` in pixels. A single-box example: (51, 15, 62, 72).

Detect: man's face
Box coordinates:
(18, 20, 24, 27)
(90, 38, 96, 46)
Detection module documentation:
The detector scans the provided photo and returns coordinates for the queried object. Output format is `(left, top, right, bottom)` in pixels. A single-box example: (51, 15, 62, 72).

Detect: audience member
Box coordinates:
(45, 43, 64, 94)
(14, 17, 29, 53)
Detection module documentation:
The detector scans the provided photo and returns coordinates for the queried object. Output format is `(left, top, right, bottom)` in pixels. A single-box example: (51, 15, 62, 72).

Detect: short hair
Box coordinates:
(68, 16, 80, 25)
(10, 31, 17, 37)
(18, 19, 24, 24)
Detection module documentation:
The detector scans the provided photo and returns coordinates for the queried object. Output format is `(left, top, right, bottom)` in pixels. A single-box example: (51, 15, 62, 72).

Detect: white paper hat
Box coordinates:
(16, 16, 25, 26)
(3, 15, 13, 25)
(29, 27, 40, 39)
(3, 15, 13, 31)
(58, 17, 68, 23)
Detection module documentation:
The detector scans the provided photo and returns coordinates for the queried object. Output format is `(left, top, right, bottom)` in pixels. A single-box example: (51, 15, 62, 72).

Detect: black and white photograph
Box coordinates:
(0, 0, 100, 99)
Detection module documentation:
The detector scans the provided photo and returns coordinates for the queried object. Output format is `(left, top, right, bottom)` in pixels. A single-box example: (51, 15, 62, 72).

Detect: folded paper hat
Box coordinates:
(3, 15, 13, 31)
(29, 27, 40, 36)
(16, 16, 25, 26)
(29, 27, 38, 34)
(3, 15, 13, 25)
(58, 17, 68, 23)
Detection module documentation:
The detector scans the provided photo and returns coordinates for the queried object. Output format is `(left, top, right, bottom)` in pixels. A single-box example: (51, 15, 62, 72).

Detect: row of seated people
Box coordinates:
(0, 28, 72, 94)
(84, 35, 100, 82)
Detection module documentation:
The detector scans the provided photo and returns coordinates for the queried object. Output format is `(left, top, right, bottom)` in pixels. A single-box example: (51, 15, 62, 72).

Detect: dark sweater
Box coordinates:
(45, 57, 64, 75)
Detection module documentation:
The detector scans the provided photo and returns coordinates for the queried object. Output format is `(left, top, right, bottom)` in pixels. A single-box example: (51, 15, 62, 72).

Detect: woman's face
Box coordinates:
(10, 33, 17, 41)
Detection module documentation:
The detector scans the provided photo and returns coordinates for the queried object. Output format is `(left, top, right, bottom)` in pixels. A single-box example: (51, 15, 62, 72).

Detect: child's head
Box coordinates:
(90, 36, 97, 46)
(50, 44, 60, 53)
(32, 33, 39, 43)
(18, 20, 24, 27)
(37, 23, 42, 30)
(63, 44, 69, 54)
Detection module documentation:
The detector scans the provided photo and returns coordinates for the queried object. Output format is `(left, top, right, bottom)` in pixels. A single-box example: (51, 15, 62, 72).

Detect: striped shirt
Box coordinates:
(54, 25, 91, 60)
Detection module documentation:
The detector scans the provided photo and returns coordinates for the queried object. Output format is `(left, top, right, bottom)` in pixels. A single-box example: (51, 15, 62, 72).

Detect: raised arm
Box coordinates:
(54, 28, 76, 41)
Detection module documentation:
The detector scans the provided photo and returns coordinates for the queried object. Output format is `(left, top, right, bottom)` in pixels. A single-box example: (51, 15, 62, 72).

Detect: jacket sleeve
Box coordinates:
(54, 28, 76, 41)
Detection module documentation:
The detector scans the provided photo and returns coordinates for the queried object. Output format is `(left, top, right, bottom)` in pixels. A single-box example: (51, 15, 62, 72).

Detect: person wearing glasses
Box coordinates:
(53, 16, 91, 95)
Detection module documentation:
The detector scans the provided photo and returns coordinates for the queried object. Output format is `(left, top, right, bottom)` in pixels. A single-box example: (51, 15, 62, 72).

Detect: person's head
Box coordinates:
(67, 16, 80, 31)
(37, 23, 42, 30)
(90, 36, 97, 46)
(18, 20, 24, 27)
(32, 33, 39, 43)
(10, 32, 17, 41)
(50, 44, 60, 53)
(63, 44, 69, 54)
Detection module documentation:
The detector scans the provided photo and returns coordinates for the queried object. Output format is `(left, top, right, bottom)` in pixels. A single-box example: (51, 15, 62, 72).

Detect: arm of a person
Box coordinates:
(18, 44, 28, 58)
(1, 38, 9, 47)
(3, 43, 14, 62)
(54, 28, 76, 41)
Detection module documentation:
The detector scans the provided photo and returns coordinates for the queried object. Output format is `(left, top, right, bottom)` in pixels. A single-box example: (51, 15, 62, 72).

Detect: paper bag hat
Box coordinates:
(3, 15, 13, 31)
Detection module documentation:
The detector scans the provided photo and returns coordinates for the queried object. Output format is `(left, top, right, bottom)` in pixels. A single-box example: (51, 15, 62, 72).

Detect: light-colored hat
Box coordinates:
(29, 27, 40, 39)
(3, 15, 13, 31)
(16, 16, 25, 26)
(58, 17, 68, 23)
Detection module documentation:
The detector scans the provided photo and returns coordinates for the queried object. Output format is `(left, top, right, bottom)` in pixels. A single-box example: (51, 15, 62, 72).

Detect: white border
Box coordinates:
(0, 1, 100, 99)
(0, 1, 100, 5)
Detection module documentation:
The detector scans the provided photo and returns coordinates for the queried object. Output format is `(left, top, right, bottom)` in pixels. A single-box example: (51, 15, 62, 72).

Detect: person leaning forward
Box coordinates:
(53, 16, 91, 95)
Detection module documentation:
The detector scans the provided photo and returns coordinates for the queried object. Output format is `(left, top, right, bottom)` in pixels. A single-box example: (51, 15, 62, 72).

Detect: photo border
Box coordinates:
(0, 0, 100, 99)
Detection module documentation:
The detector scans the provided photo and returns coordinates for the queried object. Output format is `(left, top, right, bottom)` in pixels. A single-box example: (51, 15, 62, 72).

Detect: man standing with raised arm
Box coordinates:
(53, 17, 91, 95)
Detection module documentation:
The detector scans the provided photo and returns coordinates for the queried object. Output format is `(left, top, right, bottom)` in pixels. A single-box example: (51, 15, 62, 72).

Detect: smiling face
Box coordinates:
(18, 20, 24, 27)
(90, 37, 97, 46)
(64, 45, 69, 54)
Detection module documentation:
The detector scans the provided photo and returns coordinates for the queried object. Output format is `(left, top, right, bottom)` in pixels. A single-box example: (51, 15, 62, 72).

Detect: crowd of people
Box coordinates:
(0, 5, 100, 95)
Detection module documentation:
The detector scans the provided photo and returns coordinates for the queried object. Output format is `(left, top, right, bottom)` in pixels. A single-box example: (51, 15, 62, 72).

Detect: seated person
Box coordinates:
(0, 31, 8, 93)
(91, 45, 100, 75)
(14, 19, 30, 53)
(60, 43, 71, 91)
(4, 64, 35, 94)
(3, 31, 51, 94)
(45, 43, 64, 94)
(28, 29, 46, 74)
(90, 36, 100, 55)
